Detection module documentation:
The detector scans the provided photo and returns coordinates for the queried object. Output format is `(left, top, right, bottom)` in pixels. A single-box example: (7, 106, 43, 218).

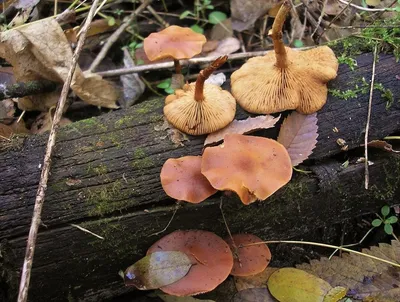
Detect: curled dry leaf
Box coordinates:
(233, 288, 276, 302)
(205, 115, 280, 146)
(124, 251, 192, 290)
(367, 140, 400, 153)
(235, 267, 279, 291)
(0, 18, 119, 111)
(277, 112, 318, 166)
(30, 112, 71, 134)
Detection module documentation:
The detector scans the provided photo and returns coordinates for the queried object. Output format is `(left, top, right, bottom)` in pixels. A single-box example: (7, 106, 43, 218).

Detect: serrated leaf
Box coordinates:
(233, 288, 276, 302)
(205, 115, 280, 146)
(124, 251, 192, 290)
(386, 216, 398, 224)
(235, 267, 279, 291)
(296, 240, 400, 301)
(208, 11, 227, 24)
(384, 224, 393, 235)
(372, 219, 383, 227)
(268, 268, 332, 302)
(381, 205, 390, 217)
(277, 112, 318, 166)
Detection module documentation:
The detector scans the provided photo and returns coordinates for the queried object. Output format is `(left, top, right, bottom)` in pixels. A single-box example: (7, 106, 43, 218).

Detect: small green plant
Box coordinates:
(372, 205, 398, 238)
(157, 78, 175, 94)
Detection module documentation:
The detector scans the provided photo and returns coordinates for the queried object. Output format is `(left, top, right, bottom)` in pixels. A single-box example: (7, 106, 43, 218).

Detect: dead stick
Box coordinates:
(88, 0, 152, 72)
(0, 80, 57, 100)
(16, 1, 101, 301)
(364, 43, 378, 190)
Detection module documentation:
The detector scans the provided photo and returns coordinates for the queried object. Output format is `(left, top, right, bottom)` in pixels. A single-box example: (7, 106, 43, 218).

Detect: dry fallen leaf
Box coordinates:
(207, 37, 241, 57)
(367, 140, 399, 153)
(31, 111, 71, 134)
(235, 267, 279, 291)
(0, 18, 119, 111)
(277, 112, 318, 166)
(0, 123, 13, 140)
(233, 288, 276, 302)
(205, 115, 280, 146)
(204, 73, 226, 86)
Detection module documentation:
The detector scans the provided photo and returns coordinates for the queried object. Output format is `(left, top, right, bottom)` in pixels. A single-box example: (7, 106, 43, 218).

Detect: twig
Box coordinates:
(150, 204, 179, 237)
(364, 43, 378, 190)
(337, 0, 386, 11)
(97, 49, 313, 77)
(88, 0, 151, 72)
(0, 80, 57, 100)
(16, 2, 101, 301)
(311, 0, 328, 38)
(242, 240, 400, 268)
(146, 4, 169, 28)
(70, 224, 105, 240)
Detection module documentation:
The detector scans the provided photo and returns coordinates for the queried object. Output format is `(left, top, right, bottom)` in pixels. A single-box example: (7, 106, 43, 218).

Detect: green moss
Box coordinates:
(65, 117, 108, 133)
(370, 157, 400, 201)
(133, 100, 161, 115)
(115, 116, 135, 128)
(131, 148, 155, 169)
(85, 180, 132, 216)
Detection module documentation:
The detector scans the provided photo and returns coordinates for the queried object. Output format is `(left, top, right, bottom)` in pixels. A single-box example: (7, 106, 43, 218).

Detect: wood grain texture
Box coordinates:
(0, 52, 399, 301)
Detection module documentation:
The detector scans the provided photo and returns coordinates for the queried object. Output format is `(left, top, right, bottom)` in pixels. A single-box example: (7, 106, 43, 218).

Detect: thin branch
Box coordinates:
(70, 224, 105, 240)
(16, 1, 101, 301)
(0, 79, 57, 100)
(364, 43, 378, 190)
(311, 0, 328, 38)
(337, 0, 387, 11)
(88, 0, 151, 72)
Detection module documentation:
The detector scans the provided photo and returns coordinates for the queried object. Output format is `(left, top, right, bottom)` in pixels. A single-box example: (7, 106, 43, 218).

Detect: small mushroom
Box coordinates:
(160, 156, 217, 203)
(164, 56, 236, 135)
(225, 234, 271, 276)
(147, 230, 234, 296)
(144, 25, 206, 75)
(230, 1, 338, 114)
(201, 134, 292, 205)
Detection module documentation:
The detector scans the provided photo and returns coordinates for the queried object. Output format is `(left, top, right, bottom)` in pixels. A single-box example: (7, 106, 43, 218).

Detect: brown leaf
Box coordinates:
(277, 112, 318, 166)
(367, 140, 399, 153)
(0, 18, 119, 111)
(207, 37, 241, 57)
(296, 240, 400, 301)
(210, 19, 233, 41)
(31, 112, 71, 134)
(204, 115, 280, 146)
(0, 123, 13, 140)
(235, 267, 279, 291)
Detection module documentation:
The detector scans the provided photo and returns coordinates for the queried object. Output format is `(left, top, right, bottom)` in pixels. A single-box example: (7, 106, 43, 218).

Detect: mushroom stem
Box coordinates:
(174, 59, 182, 74)
(194, 55, 228, 102)
(271, 1, 291, 69)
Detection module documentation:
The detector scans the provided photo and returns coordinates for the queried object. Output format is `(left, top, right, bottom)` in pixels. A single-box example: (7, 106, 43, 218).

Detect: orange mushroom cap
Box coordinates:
(160, 156, 217, 203)
(201, 134, 293, 205)
(147, 230, 234, 296)
(226, 234, 271, 276)
(144, 25, 207, 61)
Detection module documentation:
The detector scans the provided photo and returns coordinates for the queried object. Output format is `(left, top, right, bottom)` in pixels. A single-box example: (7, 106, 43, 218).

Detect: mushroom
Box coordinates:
(164, 56, 236, 135)
(147, 230, 234, 296)
(230, 0, 338, 114)
(225, 234, 271, 276)
(160, 156, 217, 203)
(144, 25, 206, 88)
(201, 134, 292, 205)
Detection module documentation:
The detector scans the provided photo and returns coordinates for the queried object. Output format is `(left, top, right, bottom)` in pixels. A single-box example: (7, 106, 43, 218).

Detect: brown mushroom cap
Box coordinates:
(147, 230, 234, 296)
(163, 83, 236, 135)
(226, 234, 271, 276)
(144, 25, 206, 61)
(160, 156, 217, 203)
(201, 134, 293, 205)
(230, 46, 338, 114)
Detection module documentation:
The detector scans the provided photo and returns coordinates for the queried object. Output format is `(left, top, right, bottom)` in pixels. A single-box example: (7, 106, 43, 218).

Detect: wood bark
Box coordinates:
(0, 52, 399, 301)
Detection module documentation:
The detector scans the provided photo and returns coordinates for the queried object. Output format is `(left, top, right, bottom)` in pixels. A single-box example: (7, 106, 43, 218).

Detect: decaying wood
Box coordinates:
(0, 52, 399, 301)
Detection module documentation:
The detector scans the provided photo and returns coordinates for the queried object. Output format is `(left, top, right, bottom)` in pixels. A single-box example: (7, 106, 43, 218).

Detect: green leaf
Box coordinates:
(180, 10, 194, 19)
(136, 59, 145, 65)
(190, 24, 204, 34)
(293, 39, 304, 48)
(124, 251, 192, 290)
(386, 216, 398, 224)
(157, 79, 171, 89)
(384, 223, 393, 235)
(381, 205, 390, 217)
(208, 11, 227, 24)
(107, 17, 116, 26)
(372, 219, 382, 227)
(268, 268, 332, 302)
(164, 87, 175, 94)
(135, 42, 143, 49)
(206, 5, 214, 9)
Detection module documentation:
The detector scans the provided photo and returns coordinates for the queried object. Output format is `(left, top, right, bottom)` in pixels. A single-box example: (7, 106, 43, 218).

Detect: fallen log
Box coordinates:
(0, 50, 399, 301)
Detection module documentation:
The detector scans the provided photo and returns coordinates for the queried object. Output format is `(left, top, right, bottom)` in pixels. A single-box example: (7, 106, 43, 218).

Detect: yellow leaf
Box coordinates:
(323, 286, 347, 302)
(366, 0, 380, 6)
(268, 267, 332, 302)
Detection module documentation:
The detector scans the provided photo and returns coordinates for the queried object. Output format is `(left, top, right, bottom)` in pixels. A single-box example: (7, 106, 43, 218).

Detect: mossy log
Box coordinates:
(0, 51, 399, 301)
